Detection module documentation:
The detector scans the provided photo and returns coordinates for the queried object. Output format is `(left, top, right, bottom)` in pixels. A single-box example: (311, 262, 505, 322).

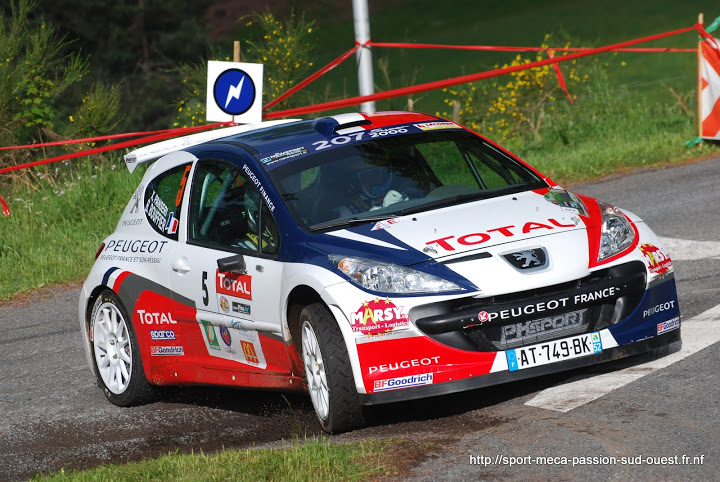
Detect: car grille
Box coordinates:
(409, 261, 646, 352)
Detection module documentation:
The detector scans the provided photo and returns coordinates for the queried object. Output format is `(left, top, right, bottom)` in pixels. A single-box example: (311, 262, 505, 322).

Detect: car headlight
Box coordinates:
(329, 255, 461, 294)
(597, 201, 635, 261)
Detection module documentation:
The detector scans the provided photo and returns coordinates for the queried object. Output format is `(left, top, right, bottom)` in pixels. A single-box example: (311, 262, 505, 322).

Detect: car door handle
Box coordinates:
(172, 257, 192, 274)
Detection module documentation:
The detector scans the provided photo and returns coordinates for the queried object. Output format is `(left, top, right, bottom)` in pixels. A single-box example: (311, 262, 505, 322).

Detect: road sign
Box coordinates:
(206, 61, 263, 123)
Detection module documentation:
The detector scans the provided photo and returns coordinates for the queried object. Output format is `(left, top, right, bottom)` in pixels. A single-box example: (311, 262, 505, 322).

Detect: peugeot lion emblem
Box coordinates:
(502, 247, 548, 271)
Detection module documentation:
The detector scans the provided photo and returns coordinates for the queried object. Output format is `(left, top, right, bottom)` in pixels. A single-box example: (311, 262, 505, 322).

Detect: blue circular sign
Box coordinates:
(213, 69, 256, 116)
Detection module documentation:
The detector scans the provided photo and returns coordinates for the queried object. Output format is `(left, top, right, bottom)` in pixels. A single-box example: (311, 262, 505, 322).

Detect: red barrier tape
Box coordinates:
(264, 24, 699, 119)
(0, 121, 234, 175)
(547, 50, 573, 104)
(367, 41, 696, 53)
(0, 127, 187, 151)
(0, 195, 9, 216)
(263, 46, 359, 111)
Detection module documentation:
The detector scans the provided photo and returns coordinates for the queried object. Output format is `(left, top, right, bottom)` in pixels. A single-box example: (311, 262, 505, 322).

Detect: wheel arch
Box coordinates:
(285, 284, 324, 350)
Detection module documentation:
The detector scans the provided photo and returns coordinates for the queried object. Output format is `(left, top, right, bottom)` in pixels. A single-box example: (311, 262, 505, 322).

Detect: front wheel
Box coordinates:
(300, 303, 366, 433)
(89, 290, 155, 406)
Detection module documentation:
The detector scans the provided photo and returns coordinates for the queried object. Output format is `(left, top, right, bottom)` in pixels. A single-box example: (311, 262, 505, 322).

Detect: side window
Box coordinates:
(188, 160, 279, 256)
(144, 163, 192, 240)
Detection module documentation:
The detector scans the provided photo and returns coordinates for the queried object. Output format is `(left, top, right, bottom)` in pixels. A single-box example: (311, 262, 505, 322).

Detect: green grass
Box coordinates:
(36, 437, 398, 481)
(0, 161, 138, 301)
(305, 0, 715, 113)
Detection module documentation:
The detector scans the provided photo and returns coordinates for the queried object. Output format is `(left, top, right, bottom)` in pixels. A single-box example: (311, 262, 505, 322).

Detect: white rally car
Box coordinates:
(79, 112, 681, 433)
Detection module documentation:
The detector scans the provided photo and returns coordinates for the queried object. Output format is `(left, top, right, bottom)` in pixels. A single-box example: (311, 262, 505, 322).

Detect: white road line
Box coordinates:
(525, 304, 720, 413)
(659, 237, 720, 261)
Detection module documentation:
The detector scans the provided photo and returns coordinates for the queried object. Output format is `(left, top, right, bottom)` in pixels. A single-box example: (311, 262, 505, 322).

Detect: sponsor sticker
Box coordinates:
(216, 270, 252, 300)
(260, 146, 308, 165)
(368, 356, 441, 374)
(351, 298, 410, 336)
(232, 302, 251, 315)
(657, 317, 680, 335)
(137, 310, 177, 325)
(414, 121, 461, 131)
(241, 340, 260, 364)
(543, 187, 588, 217)
(370, 218, 399, 231)
(220, 326, 232, 346)
(373, 373, 434, 392)
(150, 330, 176, 341)
(151, 346, 184, 356)
(201, 320, 220, 350)
(644, 300, 676, 318)
(425, 218, 575, 252)
(219, 296, 230, 313)
(640, 244, 672, 275)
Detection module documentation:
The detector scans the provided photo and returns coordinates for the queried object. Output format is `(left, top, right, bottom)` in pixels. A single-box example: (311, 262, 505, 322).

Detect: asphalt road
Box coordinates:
(1, 157, 719, 481)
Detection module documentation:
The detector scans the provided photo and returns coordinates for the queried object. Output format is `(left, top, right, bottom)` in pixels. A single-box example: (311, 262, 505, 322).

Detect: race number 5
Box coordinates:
(201, 271, 209, 306)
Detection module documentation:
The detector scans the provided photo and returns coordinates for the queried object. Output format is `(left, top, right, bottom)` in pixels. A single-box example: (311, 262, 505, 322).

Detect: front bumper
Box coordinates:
(354, 267, 680, 405)
(359, 328, 680, 405)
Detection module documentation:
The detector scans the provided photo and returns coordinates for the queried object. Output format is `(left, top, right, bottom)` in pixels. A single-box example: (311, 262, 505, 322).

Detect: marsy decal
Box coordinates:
(351, 298, 409, 336)
(640, 243, 672, 275)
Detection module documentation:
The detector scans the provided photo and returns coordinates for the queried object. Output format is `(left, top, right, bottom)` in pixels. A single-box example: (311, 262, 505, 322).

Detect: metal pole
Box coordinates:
(352, 0, 376, 113)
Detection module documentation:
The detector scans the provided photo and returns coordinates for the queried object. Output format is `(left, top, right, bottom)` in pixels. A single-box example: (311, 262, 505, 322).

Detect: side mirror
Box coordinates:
(217, 254, 246, 274)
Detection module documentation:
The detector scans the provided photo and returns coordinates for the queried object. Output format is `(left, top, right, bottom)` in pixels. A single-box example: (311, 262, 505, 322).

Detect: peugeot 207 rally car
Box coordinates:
(79, 111, 681, 433)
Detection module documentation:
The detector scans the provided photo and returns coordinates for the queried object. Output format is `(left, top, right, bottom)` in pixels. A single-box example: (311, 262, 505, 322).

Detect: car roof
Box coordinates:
(124, 111, 445, 172)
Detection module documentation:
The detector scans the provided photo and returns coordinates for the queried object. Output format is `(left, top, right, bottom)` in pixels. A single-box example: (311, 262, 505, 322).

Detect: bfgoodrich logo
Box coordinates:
(151, 346, 184, 356)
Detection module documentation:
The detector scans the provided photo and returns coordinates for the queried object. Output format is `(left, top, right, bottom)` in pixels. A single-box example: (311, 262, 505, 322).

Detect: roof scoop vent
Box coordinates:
(313, 113, 372, 137)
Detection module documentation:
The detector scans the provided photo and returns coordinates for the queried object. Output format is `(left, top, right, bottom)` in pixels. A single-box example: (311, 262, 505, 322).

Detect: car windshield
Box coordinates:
(266, 130, 547, 231)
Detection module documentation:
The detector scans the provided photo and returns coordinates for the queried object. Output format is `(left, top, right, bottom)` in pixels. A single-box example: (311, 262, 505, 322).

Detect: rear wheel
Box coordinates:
(90, 290, 155, 406)
(300, 303, 365, 433)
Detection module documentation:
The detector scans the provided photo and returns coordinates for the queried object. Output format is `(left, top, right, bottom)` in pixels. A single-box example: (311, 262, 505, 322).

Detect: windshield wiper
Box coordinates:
(310, 214, 398, 231)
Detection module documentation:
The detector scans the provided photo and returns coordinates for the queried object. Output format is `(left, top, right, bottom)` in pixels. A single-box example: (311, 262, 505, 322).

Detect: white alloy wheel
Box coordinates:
(297, 303, 365, 433)
(302, 320, 330, 421)
(92, 301, 133, 394)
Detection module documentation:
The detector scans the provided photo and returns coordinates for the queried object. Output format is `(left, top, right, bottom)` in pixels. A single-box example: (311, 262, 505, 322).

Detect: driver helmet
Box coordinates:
(357, 166, 392, 199)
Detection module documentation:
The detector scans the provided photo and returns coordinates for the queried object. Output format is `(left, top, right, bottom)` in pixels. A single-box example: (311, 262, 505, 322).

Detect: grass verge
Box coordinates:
(0, 162, 137, 301)
(36, 437, 400, 481)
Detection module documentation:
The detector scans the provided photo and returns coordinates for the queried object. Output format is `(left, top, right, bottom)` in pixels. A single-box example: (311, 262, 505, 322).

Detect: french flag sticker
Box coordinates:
(165, 212, 178, 234)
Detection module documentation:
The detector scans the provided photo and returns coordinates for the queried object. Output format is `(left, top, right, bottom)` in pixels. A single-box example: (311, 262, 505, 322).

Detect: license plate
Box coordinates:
(506, 331, 602, 371)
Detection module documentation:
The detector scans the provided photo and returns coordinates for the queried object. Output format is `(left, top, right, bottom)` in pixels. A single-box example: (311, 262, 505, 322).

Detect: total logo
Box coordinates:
(426, 218, 575, 252)
(137, 310, 177, 325)
(640, 243, 672, 275)
(216, 270, 252, 300)
(351, 298, 409, 336)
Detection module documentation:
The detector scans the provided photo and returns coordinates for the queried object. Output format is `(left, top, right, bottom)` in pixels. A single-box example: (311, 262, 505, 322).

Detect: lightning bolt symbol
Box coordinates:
(224, 76, 245, 109)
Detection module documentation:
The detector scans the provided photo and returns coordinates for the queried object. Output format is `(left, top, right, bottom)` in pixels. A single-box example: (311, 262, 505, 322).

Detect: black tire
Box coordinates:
(89, 290, 155, 406)
(299, 303, 366, 433)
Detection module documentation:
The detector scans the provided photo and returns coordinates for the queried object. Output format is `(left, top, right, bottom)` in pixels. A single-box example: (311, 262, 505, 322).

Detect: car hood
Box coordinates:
(311, 190, 602, 295)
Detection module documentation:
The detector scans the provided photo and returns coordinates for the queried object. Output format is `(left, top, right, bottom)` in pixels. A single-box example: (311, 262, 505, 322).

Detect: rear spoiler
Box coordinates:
(123, 119, 299, 173)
